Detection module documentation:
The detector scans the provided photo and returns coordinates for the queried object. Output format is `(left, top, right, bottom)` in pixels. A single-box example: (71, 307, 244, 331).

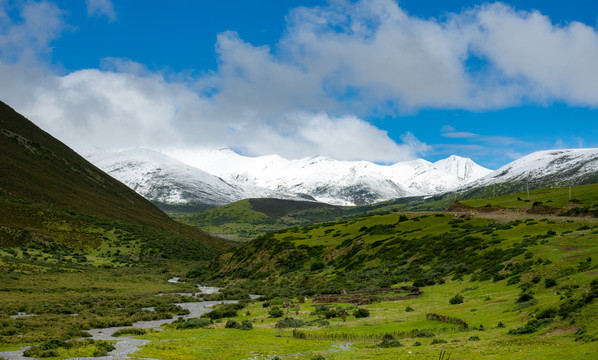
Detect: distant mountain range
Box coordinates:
(88, 148, 492, 208)
(88, 146, 598, 211)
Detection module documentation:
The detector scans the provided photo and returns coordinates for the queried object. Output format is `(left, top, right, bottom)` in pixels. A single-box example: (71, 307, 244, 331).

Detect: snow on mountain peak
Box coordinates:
(473, 148, 598, 186)
(434, 155, 491, 182)
(88, 148, 493, 207)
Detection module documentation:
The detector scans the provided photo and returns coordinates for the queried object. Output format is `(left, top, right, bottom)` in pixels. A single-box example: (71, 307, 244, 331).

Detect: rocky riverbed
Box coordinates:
(0, 285, 236, 360)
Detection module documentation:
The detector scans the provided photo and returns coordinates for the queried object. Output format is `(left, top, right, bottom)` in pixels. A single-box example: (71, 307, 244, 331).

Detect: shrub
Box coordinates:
(201, 303, 242, 320)
(545, 278, 557, 288)
(176, 317, 212, 329)
(469, 335, 480, 341)
(225, 319, 240, 328)
(507, 276, 521, 285)
(536, 307, 557, 320)
(449, 294, 464, 304)
(431, 339, 448, 344)
(225, 319, 253, 330)
(310, 261, 325, 271)
(112, 328, 146, 337)
(311, 355, 326, 360)
(497, 321, 505, 328)
(415, 329, 435, 338)
(516, 293, 534, 303)
(405, 306, 415, 312)
(269, 306, 284, 318)
(352, 308, 370, 318)
(23, 339, 115, 358)
(413, 341, 422, 346)
(276, 317, 305, 329)
(378, 333, 403, 348)
(508, 318, 551, 335)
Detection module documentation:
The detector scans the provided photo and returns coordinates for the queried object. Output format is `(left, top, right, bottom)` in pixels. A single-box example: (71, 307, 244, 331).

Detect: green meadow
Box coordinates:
(2, 186, 598, 359)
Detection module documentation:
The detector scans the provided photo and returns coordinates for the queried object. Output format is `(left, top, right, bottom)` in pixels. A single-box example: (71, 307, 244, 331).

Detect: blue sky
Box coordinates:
(1, 0, 597, 169)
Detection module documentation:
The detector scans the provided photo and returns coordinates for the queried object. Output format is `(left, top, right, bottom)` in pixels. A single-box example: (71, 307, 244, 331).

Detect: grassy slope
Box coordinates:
(179, 198, 344, 242)
(461, 183, 598, 210)
(0, 101, 229, 262)
(180, 184, 598, 242)
(136, 211, 598, 359)
(210, 212, 597, 292)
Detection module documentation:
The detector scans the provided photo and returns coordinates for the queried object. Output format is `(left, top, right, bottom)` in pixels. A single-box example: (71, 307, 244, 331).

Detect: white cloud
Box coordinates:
(472, 3, 598, 106)
(0, 0, 65, 63)
(86, 0, 116, 22)
(442, 131, 478, 138)
(16, 66, 421, 163)
(1, 0, 598, 164)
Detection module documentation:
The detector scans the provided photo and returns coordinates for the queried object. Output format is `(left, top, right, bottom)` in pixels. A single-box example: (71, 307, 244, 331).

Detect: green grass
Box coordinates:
(133, 272, 598, 359)
(178, 198, 345, 242)
(0, 262, 201, 345)
(171, 207, 598, 359)
(462, 183, 598, 210)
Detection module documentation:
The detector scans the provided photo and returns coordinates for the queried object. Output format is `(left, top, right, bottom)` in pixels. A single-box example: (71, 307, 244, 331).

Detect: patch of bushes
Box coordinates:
(23, 339, 115, 358)
(112, 328, 146, 337)
(269, 306, 284, 318)
(449, 294, 464, 304)
(536, 307, 557, 320)
(276, 317, 306, 329)
(378, 333, 403, 348)
(225, 319, 253, 330)
(507, 276, 521, 285)
(201, 303, 243, 320)
(431, 339, 448, 344)
(545, 278, 557, 288)
(415, 329, 435, 338)
(516, 293, 534, 303)
(508, 318, 552, 335)
(175, 317, 212, 329)
(352, 308, 370, 318)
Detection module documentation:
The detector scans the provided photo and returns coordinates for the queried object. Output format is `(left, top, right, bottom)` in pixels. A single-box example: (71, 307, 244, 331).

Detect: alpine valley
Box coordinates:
(1, 101, 598, 360)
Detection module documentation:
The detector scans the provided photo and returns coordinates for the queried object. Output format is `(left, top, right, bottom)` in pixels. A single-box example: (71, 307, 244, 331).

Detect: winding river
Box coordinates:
(0, 282, 238, 360)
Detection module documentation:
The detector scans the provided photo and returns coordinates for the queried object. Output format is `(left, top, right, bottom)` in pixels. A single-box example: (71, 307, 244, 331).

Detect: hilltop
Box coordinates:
(0, 101, 227, 265)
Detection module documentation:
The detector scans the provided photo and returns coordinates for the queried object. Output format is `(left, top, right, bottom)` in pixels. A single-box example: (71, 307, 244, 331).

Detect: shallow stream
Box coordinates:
(0, 283, 236, 360)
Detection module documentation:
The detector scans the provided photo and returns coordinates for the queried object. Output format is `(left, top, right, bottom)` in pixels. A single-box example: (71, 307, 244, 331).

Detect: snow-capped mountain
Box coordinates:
(88, 149, 315, 208)
(88, 148, 491, 207)
(87, 147, 598, 209)
(465, 148, 598, 195)
(88, 149, 253, 207)
(160, 148, 491, 206)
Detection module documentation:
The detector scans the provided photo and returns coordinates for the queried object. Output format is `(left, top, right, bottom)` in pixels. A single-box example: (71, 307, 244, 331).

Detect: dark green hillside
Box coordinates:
(0, 100, 227, 262)
(203, 211, 597, 298)
(180, 198, 343, 242)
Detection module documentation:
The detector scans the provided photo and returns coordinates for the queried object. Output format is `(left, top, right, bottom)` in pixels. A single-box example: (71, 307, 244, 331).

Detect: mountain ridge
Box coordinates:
(89, 148, 491, 208)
